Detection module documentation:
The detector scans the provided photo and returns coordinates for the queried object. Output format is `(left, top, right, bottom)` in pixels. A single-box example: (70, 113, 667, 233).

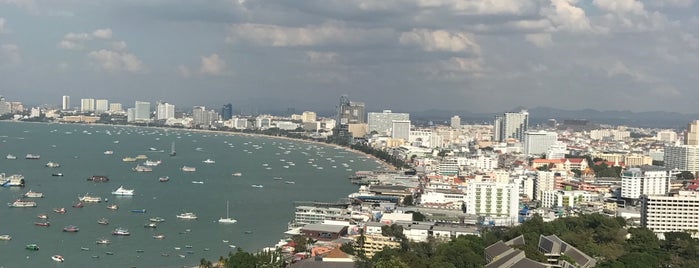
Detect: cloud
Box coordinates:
(593, 0, 645, 15)
(525, 33, 553, 47)
(57, 28, 114, 50)
(199, 53, 226, 75)
(88, 49, 144, 73)
(226, 22, 392, 47)
(415, 0, 535, 15)
(0, 18, 5, 34)
(111, 41, 127, 51)
(399, 29, 480, 54)
(0, 44, 21, 64)
(0, 0, 35, 10)
(541, 0, 593, 33)
(177, 65, 191, 78)
(306, 51, 338, 64)
(92, 28, 113, 39)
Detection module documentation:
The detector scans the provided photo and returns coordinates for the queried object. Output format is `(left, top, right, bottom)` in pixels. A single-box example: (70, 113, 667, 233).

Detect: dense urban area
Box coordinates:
(1, 95, 697, 268)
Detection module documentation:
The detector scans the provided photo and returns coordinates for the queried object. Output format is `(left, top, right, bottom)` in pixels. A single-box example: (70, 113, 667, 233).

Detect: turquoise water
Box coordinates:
(0, 122, 381, 267)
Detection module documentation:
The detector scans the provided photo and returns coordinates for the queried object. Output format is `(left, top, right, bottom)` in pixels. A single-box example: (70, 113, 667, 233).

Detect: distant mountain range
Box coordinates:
(408, 107, 697, 129)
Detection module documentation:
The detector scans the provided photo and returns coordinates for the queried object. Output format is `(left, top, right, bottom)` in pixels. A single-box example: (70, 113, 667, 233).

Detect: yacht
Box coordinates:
(231, 172, 242, 177)
(6, 154, 16, 160)
(0, 234, 11, 241)
(135, 155, 148, 160)
(45, 162, 60, 168)
(149, 217, 165, 222)
(132, 165, 153, 172)
(107, 204, 118, 210)
(122, 157, 137, 162)
(8, 199, 37, 208)
(96, 238, 111, 244)
(23, 190, 44, 198)
(87, 175, 109, 182)
(159, 176, 170, 182)
(97, 218, 109, 225)
(111, 186, 135, 196)
(251, 184, 264, 188)
(103, 150, 114, 155)
(63, 225, 79, 232)
(181, 166, 196, 172)
(25, 154, 40, 160)
(203, 159, 215, 164)
(143, 160, 162, 167)
(176, 212, 198, 220)
(112, 228, 130, 236)
(79, 193, 102, 203)
(218, 201, 237, 224)
(51, 255, 64, 262)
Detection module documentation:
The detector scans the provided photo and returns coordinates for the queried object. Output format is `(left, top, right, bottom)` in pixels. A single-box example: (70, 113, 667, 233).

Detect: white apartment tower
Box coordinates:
(450, 115, 461, 129)
(134, 101, 150, 121)
(664, 144, 699, 173)
(62, 95, 70, 110)
(686, 120, 699, 145)
(301, 111, 317, 123)
(641, 191, 699, 238)
(621, 166, 672, 200)
(367, 110, 410, 135)
(523, 130, 558, 156)
(466, 181, 520, 225)
(109, 103, 123, 113)
(80, 98, 95, 112)
(494, 110, 529, 142)
(156, 101, 175, 120)
(95, 99, 108, 113)
(391, 120, 411, 141)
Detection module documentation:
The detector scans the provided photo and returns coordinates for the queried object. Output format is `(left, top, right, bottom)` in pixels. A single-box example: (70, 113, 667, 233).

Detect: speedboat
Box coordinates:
(132, 165, 153, 172)
(159, 176, 170, 182)
(144, 160, 162, 166)
(149, 217, 165, 222)
(232, 172, 242, 177)
(37, 213, 48, 219)
(251, 184, 264, 188)
(176, 212, 197, 220)
(53, 207, 66, 214)
(51, 255, 64, 262)
(87, 175, 109, 182)
(122, 157, 137, 162)
(63, 225, 79, 232)
(96, 238, 110, 244)
(284, 181, 296, 184)
(52, 173, 63, 177)
(0, 234, 11, 240)
(35, 221, 50, 227)
(104, 150, 114, 155)
(97, 218, 109, 225)
(25, 154, 40, 160)
(6, 154, 16, 160)
(23, 190, 44, 198)
(111, 186, 134, 196)
(131, 209, 146, 213)
(203, 159, 215, 164)
(181, 166, 196, 172)
(25, 244, 39, 251)
(153, 234, 165, 239)
(112, 228, 130, 236)
(191, 181, 204, 184)
(144, 223, 157, 228)
(107, 204, 118, 210)
(72, 201, 84, 208)
(45, 161, 60, 168)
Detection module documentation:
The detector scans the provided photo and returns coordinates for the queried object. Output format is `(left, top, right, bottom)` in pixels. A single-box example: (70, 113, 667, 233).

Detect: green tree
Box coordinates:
(676, 171, 695, 180)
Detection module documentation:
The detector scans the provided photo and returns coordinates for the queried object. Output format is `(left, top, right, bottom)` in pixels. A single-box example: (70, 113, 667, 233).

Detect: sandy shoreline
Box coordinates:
(8, 120, 397, 171)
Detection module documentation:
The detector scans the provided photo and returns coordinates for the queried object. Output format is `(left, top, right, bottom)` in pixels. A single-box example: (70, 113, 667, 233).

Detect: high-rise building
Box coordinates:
(641, 191, 699, 238)
(523, 130, 558, 156)
(80, 98, 95, 112)
(391, 120, 411, 141)
(95, 99, 109, 113)
(221, 103, 233, 121)
(126, 108, 136, 122)
(450, 115, 461, 129)
(686, 120, 699, 145)
(109, 103, 123, 113)
(466, 181, 520, 224)
(493, 110, 529, 142)
(62, 96, 70, 110)
(367, 110, 410, 135)
(156, 101, 175, 120)
(337, 95, 365, 126)
(134, 101, 150, 121)
(192, 106, 208, 126)
(0, 96, 11, 115)
(301, 111, 317, 123)
(621, 166, 672, 200)
(664, 144, 699, 173)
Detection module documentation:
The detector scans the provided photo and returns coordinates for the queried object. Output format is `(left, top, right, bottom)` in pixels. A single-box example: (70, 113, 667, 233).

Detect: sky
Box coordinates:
(1, 0, 698, 114)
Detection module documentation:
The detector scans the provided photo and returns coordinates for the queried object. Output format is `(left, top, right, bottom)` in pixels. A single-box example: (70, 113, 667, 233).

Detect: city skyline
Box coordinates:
(1, 1, 699, 113)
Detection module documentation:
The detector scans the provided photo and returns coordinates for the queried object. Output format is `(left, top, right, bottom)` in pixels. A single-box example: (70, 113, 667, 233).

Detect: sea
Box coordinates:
(0, 121, 383, 267)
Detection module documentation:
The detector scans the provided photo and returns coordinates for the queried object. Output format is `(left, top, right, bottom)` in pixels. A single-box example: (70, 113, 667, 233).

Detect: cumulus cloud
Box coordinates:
(541, 0, 593, 33)
(399, 29, 480, 54)
(226, 22, 391, 47)
(526, 33, 553, 47)
(416, 0, 535, 15)
(88, 49, 144, 73)
(111, 41, 127, 51)
(199, 54, 226, 75)
(57, 28, 114, 50)
(306, 51, 338, 64)
(593, 0, 645, 15)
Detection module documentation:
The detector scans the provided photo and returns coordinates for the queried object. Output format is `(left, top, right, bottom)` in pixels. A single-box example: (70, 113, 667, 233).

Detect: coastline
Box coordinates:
(9, 120, 397, 172)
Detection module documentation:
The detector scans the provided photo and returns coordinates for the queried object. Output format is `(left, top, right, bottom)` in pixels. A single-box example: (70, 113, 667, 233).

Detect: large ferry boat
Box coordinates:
(79, 194, 102, 203)
(111, 186, 134, 196)
(176, 212, 198, 220)
(2, 174, 25, 187)
(8, 199, 37, 208)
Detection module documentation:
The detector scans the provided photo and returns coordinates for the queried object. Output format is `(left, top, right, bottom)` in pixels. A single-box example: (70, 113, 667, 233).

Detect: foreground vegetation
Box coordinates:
(203, 214, 699, 268)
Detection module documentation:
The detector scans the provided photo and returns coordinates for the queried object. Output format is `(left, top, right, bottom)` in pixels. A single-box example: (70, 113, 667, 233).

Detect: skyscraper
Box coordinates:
(95, 99, 109, 113)
(337, 95, 365, 126)
(156, 101, 175, 120)
(62, 96, 70, 110)
(221, 103, 233, 121)
(450, 115, 461, 129)
(493, 109, 529, 142)
(134, 101, 150, 121)
(686, 120, 699, 145)
(367, 110, 409, 135)
(391, 120, 411, 141)
(524, 130, 558, 156)
(80, 98, 95, 112)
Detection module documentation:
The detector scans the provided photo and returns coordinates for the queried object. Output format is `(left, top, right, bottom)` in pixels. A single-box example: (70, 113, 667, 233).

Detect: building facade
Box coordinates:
(466, 181, 520, 224)
(524, 130, 558, 156)
(665, 144, 699, 173)
(80, 98, 95, 112)
(367, 110, 410, 135)
(95, 99, 108, 113)
(494, 110, 529, 142)
(641, 191, 699, 238)
(62, 95, 70, 110)
(621, 166, 672, 200)
(156, 101, 175, 120)
(134, 101, 150, 121)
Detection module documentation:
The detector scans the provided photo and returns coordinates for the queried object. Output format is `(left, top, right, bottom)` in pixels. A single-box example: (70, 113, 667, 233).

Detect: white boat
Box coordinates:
(176, 212, 197, 220)
(111, 186, 134, 196)
(251, 184, 264, 188)
(122, 157, 137, 162)
(143, 160, 162, 167)
(45, 161, 60, 168)
(181, 166, 196, 172)
(191, 181, 204, 184)
(0, 234, 11, 240)
(51, 255, 64, 262)
(218, 201, 237, 224)
(132, 165, 153, 172)
(5, 154, 16, 160)
(25, 154, 40, 160)
(112, 228, 130, 236)
(231, 172, 242, 177)
(284, 181, 295, 184)
(203, 159, 215, 164)
(79, 193, 102, 203)
(96, 238, 111, 244)
(103, 150, 114, 155)
(23, 190, 44, 198)
(153, 234, 166, 239)
(135, 155, 148, 160)
(8, 199, 37, 207)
